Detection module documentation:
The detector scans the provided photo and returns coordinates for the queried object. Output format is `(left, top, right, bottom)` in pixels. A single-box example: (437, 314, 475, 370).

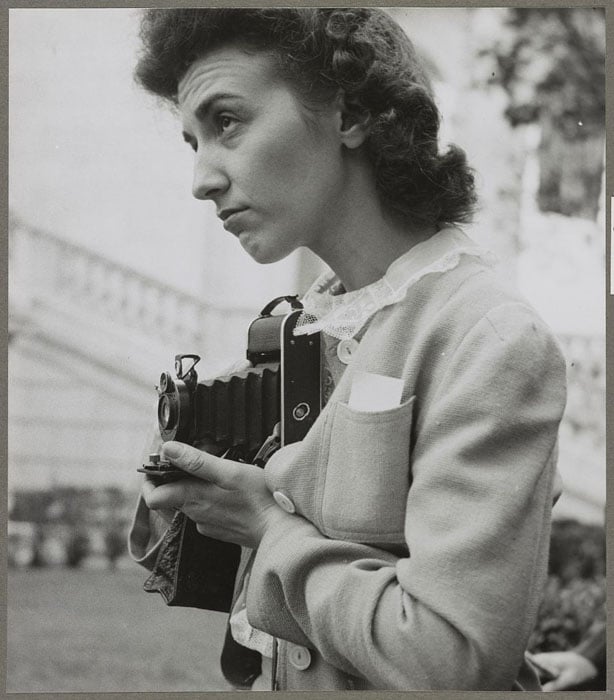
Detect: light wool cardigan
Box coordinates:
(130, 229, 567, 690)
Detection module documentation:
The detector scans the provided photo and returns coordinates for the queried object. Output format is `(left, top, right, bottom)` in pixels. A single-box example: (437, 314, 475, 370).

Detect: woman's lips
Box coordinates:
(222, 209, 248, 234)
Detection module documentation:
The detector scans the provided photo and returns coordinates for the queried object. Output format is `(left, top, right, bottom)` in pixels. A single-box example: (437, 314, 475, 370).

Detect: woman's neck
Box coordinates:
(310, 173, 436, 292)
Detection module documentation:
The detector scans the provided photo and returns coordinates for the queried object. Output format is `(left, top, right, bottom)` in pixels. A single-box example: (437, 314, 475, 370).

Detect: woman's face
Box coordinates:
(178, 45, 349, 264)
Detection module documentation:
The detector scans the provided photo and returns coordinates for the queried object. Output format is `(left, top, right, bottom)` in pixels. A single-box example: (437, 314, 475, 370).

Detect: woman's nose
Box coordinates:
(192, 148, 229, 200)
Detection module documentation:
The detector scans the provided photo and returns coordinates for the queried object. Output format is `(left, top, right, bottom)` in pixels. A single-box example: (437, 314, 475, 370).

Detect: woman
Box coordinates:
(129, 8, 567, 691)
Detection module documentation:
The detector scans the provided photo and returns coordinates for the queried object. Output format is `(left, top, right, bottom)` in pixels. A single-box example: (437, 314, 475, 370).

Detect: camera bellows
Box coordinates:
(194, 364, 280, 455)
(156, 362, 280, 459)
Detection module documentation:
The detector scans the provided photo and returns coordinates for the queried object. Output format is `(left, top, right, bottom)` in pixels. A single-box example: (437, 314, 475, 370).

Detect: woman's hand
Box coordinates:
(141, 441, 285, 549)
(528, 650, 598, 691)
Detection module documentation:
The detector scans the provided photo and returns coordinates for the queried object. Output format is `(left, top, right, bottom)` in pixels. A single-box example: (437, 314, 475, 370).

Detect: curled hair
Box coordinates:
(136, 8, 477, 228)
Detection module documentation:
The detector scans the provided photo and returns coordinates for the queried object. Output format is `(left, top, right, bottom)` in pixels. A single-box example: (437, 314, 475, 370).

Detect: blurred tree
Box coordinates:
(47, 486, 90, 525)
(10, 490, 54, 523)
(65, 528, 90, 568)
(101, 487, 130, 569)
(30, 524, 47, 568)
(481, 8, 605, 219)
(528, 518, 606, 656)
(547, 518, 605, 584)
(528, 576, 606, 654)
(98, 486, 128, 524)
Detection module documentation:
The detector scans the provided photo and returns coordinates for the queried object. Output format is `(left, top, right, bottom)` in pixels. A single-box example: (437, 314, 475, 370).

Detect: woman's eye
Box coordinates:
(218, 115, 235, 133)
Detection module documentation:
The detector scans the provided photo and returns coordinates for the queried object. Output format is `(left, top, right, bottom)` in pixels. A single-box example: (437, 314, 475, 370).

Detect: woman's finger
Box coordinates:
(160, 441, 238, 487)
(142, 478, 189, 510)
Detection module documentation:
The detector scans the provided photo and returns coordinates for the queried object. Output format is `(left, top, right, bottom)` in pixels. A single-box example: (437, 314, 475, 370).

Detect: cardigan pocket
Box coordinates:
(320, 396, 415, 541)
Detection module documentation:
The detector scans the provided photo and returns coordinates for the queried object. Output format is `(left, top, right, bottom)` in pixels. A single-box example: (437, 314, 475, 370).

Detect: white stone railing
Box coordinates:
(8, 212, 217, 351)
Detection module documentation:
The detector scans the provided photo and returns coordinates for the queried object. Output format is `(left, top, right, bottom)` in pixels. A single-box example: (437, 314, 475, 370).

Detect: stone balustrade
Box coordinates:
(9, 213, 214, 350)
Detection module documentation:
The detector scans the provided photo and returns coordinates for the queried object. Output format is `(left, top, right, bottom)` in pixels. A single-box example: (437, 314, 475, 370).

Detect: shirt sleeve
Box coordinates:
(245, 303, 567, 689)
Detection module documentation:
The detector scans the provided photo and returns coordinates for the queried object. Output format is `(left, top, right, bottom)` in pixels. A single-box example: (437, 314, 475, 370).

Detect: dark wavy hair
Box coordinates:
(136, 8, 477, 228)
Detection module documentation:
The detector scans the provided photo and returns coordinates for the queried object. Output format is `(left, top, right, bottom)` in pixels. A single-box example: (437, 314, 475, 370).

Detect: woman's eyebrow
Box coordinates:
(193, 92, 242, 121)
(181, 92, 243, 142)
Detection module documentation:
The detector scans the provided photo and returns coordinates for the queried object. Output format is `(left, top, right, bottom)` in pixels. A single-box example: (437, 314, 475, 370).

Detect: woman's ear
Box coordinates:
(336, 93, 370, 149)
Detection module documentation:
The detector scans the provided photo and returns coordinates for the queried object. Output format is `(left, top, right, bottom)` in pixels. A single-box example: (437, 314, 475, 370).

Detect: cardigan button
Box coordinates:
(337, 338, 359, 364)
(288, 644, 312, 671)
(272, 490, 296, 514)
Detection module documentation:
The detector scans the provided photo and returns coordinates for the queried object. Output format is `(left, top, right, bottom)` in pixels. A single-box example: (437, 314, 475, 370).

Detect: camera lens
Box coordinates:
(158, 395, 173, 429)
(157, 377, 190, 442)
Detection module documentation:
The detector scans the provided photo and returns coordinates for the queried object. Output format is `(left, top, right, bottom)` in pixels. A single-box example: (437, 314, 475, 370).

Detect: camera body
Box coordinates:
(139, 296, 321, 480)
(137, 297, 321, 615)
(156, 360, 281, 458)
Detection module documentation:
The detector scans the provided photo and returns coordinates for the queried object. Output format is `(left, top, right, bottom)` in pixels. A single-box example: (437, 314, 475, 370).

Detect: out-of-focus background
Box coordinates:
(8, 7, 606, 693)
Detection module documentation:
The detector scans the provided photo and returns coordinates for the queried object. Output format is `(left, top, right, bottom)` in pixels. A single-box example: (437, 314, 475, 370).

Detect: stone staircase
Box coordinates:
(8, 214, 255, 490)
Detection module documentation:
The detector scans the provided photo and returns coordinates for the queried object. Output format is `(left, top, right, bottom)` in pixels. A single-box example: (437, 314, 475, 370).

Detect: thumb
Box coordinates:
(161, 441, 231, 485)
(542, 676, 566, 692)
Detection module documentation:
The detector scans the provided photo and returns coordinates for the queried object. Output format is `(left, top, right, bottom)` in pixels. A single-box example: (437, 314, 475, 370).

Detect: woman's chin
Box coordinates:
(238, 233, 290, 265)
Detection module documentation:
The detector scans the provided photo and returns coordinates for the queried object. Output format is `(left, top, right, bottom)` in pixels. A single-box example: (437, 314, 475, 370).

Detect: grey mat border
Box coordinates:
(1, 1, 610, 698)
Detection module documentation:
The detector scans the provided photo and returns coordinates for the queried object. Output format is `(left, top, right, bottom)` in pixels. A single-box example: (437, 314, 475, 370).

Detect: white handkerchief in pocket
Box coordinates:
(348, 370, 404, 412)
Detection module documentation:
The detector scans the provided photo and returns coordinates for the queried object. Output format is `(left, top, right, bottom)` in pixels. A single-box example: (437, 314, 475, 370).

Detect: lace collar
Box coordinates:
(294, 227, 497, 340)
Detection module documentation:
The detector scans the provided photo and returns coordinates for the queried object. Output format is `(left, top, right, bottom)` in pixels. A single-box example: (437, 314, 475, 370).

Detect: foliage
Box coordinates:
(104, 528, 127, 569)
(9, 485, 135, 570)
(10, 486, 132, 526)
(482, 8, 605, 137)
(30, 525, 47, 568)
(10, 491, 54, 524)
(547, 518, 605, 583)
(528, 576, 605, 654)
(65, 529, 90, 568)
(528, 519, 606, 654)
(478, 8, 605, 219)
